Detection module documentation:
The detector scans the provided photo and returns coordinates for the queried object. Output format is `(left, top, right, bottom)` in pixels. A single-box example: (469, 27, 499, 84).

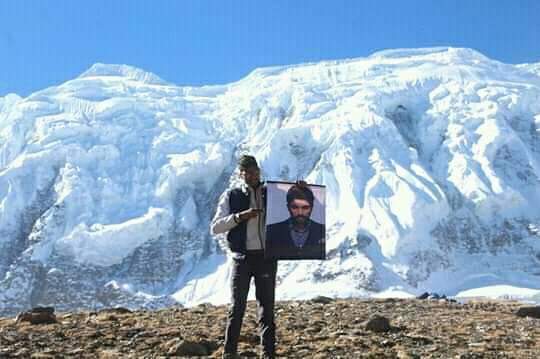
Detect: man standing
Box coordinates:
(266, 184, 325, 260)
(211, 155, 277, 359)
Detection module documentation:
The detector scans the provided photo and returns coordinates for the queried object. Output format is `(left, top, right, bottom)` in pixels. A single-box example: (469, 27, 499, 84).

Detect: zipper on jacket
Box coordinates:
(255, 187, 265, 250)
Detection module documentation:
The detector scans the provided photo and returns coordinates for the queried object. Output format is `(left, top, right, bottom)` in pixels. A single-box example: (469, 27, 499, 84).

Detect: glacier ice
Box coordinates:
(1, 48, 540, 315)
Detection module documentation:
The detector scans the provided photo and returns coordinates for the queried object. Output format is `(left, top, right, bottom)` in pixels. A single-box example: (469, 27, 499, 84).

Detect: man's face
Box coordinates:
(288, 199, 312, 225)
(239, 166, 260, 188)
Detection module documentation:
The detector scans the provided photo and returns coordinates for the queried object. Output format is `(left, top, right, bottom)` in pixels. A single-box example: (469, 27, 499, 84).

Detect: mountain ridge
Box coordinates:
(1, 47, 540, 316)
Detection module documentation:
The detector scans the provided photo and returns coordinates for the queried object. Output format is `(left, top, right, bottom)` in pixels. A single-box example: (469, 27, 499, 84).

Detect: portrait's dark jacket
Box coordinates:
(226, 186, 266, 255)
(266, 219, 325, 260)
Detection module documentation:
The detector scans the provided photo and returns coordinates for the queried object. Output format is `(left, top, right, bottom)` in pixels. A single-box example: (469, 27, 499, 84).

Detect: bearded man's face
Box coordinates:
(288, 198, 312, 225)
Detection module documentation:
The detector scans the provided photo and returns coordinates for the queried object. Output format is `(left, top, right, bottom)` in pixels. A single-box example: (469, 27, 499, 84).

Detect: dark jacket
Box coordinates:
(266, 219, 325, 260)
(226, 186, 266, 254)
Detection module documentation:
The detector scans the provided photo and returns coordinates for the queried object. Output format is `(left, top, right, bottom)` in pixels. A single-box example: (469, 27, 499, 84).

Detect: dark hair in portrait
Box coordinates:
(265, 182, 325, 260)
(286, 185, 314, 207)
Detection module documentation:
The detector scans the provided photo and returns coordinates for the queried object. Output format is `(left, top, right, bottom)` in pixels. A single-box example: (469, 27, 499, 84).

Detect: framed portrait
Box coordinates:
(265, 181, 326, 260)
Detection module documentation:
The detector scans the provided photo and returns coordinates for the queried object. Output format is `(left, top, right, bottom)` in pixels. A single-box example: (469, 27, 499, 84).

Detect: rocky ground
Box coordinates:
(0, 298, 539, 358)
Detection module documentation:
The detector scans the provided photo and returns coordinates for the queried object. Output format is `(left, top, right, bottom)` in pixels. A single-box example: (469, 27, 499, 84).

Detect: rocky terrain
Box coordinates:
(1, 298, 539, 358)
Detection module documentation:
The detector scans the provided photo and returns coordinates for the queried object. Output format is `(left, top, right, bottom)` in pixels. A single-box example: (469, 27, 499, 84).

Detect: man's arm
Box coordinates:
(210, 191, 238, 235)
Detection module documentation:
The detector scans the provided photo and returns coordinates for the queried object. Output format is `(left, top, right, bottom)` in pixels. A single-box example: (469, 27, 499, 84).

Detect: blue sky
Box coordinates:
(1, 0, 539, 97)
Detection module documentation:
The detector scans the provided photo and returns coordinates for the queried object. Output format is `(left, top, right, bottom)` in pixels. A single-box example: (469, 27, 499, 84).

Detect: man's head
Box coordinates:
(286, 184, 314, 227)
(238, 155, 261, 188)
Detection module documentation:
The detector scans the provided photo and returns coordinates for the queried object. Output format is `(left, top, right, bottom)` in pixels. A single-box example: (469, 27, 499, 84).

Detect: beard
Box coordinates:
(292, 215, 310, 226)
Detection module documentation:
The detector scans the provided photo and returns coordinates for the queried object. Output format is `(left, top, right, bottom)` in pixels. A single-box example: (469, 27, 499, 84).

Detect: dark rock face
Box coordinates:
(15, 307, 57, 325)
(310, 296, 334, 304)
(163, 339, 211, 356)
(364, 314, 392, 333)
(516, 306, 540, 318)
(416, 292, 455, 302)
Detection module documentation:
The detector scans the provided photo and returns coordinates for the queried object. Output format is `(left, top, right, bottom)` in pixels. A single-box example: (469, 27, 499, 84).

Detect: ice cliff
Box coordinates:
(1, 48, 540, 316)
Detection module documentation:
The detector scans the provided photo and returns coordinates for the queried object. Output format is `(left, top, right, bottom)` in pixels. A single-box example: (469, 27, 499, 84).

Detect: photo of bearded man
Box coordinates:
(265, 182, 326, 260)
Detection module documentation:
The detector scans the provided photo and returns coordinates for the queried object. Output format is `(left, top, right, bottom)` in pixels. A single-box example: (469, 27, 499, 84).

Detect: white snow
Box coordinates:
(53, 207, 172, 267)
(1, 47, 540, 310)
(456, 285, 540, 303)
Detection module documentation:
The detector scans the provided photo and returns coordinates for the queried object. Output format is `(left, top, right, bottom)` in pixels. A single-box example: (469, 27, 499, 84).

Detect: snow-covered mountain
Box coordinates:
(1, 47, 540, 316)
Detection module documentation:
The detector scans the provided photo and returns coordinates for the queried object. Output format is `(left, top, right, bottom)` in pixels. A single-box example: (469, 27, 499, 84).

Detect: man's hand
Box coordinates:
(237, 208, 263, 222)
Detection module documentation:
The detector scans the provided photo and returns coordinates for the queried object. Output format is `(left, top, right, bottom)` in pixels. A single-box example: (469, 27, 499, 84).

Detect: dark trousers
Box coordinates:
(224, 251, 277, 357)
